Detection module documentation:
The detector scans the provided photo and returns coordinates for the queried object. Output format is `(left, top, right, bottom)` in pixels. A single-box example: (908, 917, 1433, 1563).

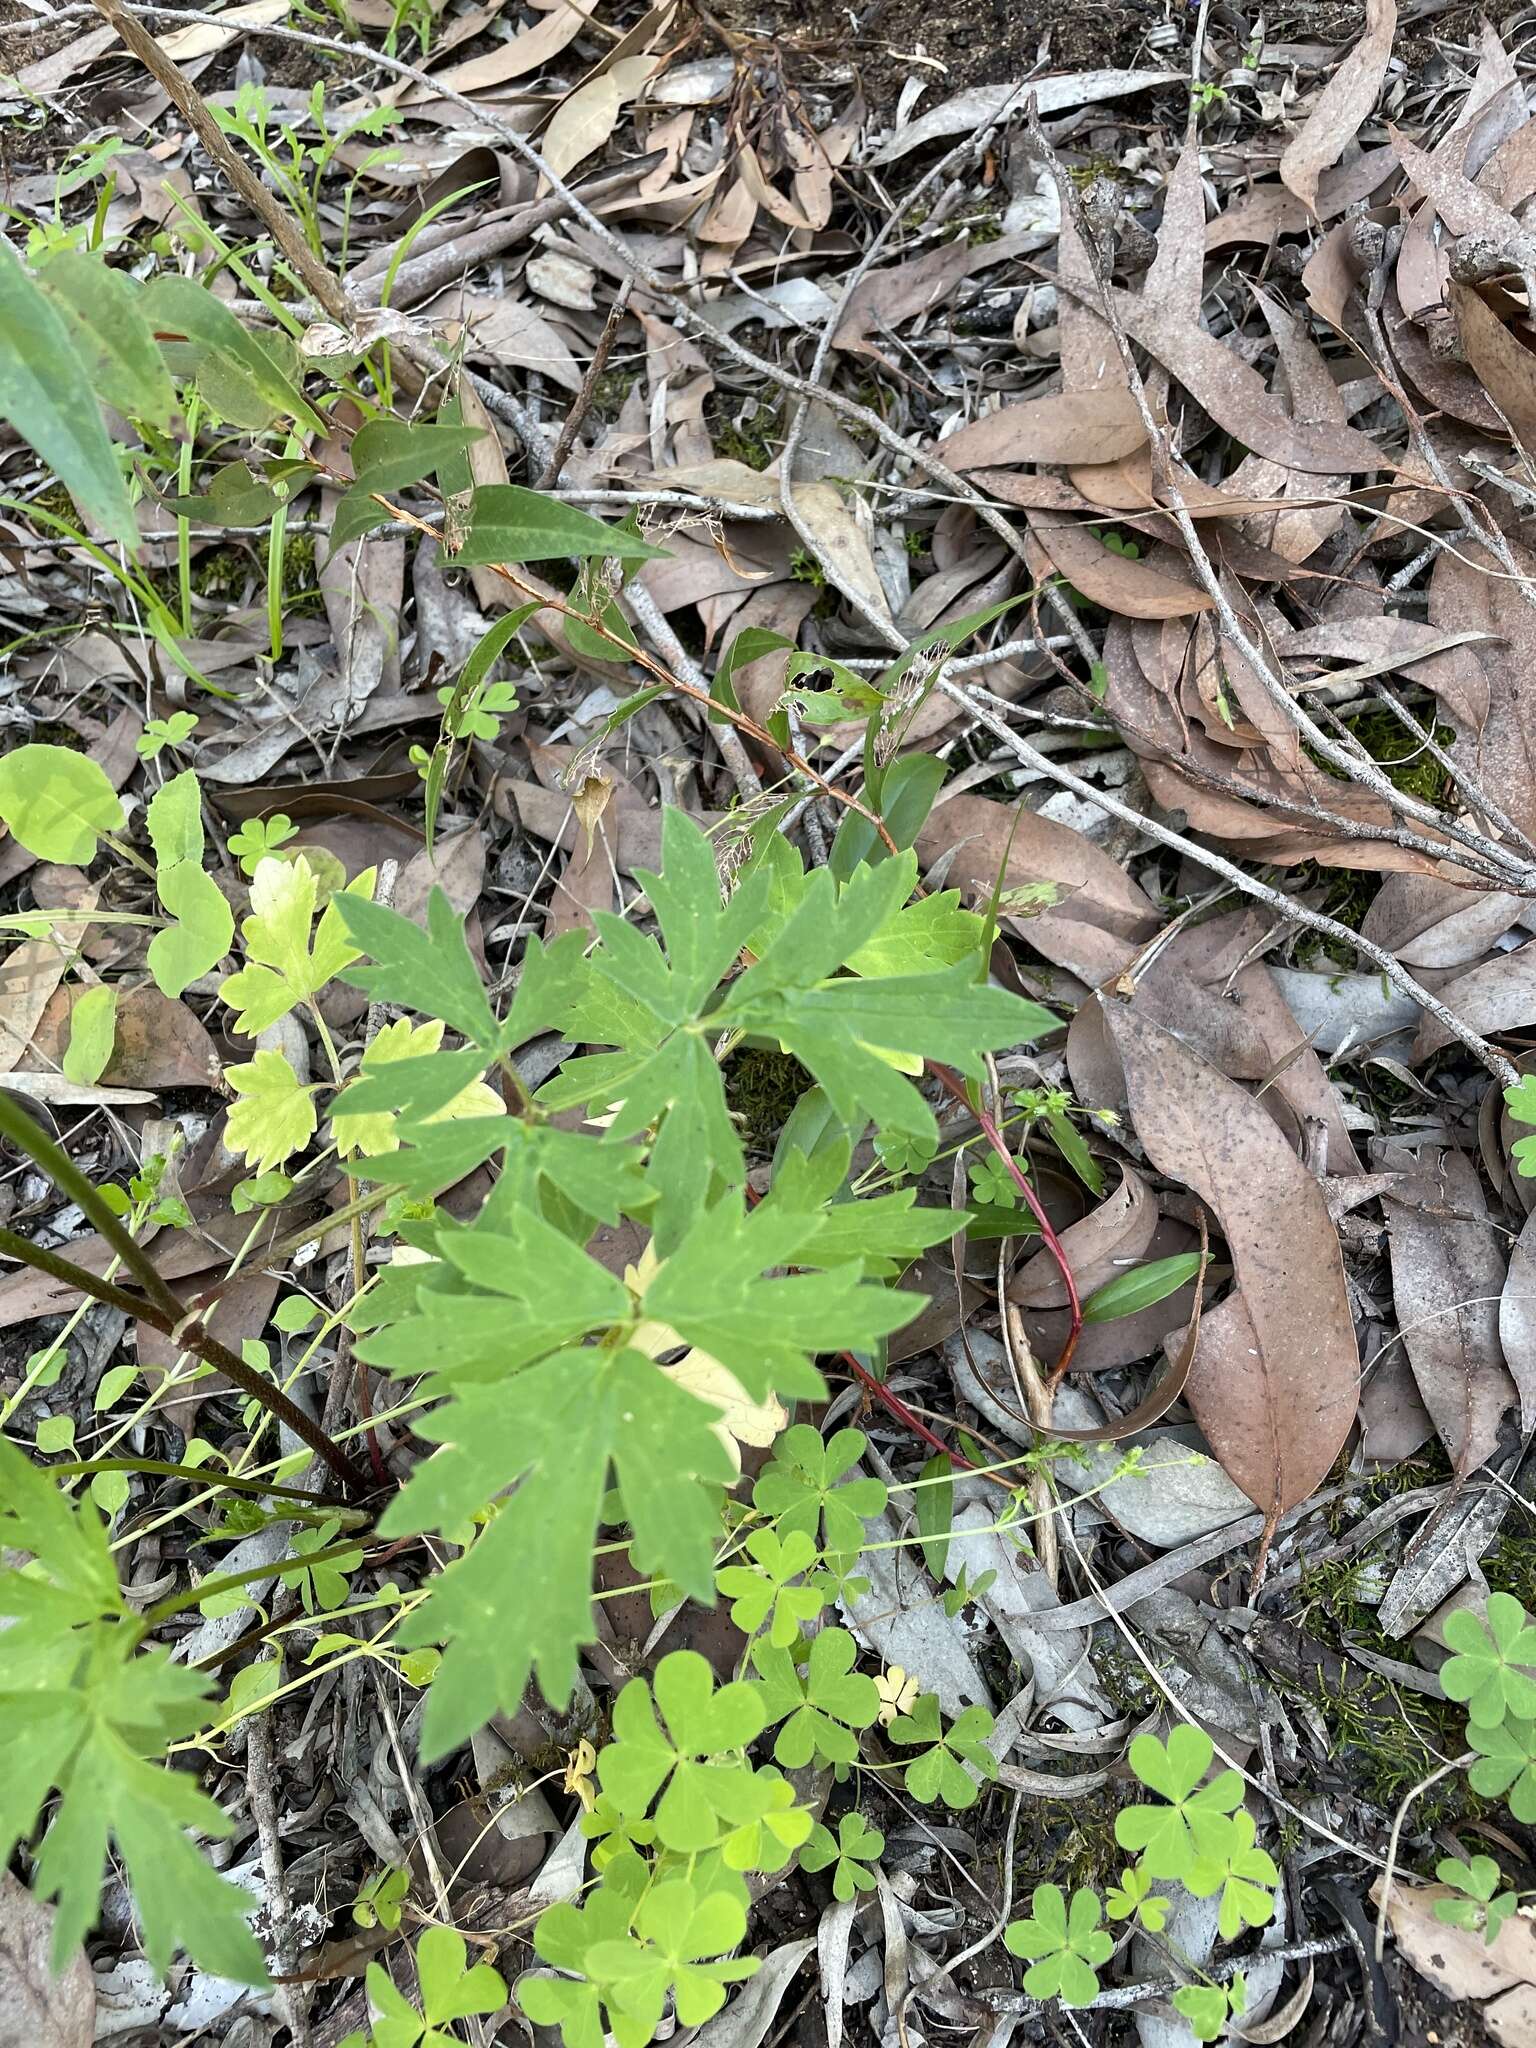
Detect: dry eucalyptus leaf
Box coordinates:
(0, 1873, 93, 2048)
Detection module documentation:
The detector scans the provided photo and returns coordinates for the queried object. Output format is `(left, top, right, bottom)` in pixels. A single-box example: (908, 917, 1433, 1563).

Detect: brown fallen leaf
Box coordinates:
(1061, 281, 1391, 475)
(0, 931, 78, 1076)
(834, 230, 1044, 364)
(1413, 940, 1536, 1060)
(1009, 1165, 1156, 1309)
(138, 1269, 282, 1438)
(939, 390, 1147, 470)
(1430, 538, 1536, 842)
(1499, 1206, 1536, 1435)
(1377, 1142, 1517, 1476)
(0, 1872, 93, 2048)
(1451, 281, 1536, 457)
(1099, 997, 1359, 1532)
(27, 985, 223, 1091)
(914, 790, 1160, 981)
(1360, 872, 1523, 969)
(1374, 1876, 1536, 2016)
(1279, 0, 1398, 213)
(1025, 514, 1212, 620)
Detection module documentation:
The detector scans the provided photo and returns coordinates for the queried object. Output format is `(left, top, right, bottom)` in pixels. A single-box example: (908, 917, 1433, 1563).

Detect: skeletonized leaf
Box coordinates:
(1099, 998, 1358, 1523)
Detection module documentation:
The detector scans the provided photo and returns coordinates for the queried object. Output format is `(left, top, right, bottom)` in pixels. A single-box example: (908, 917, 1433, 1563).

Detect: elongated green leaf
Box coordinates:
(450, 484, 668, 568)
(350, 418, 483, 493)
(145, 771, 234, 999)
(0, 240, 136, 546)
(62, 984, 117, 1086)
(1081, 1254, 1203, 1323)
(36, 251, 176, 431)
(0, 744, 123, 864)
(140, 275, 323, 434)
(915, 1451, 953, 1579)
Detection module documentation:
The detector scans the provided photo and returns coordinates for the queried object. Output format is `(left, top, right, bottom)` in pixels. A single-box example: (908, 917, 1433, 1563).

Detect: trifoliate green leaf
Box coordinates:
(1441, 1594, 1536, 1728)
(888, 1694, 999, 1809)
(597, 1652, 767, 1852)
(752, 1425, 887, 1555)
(1468, 1715, 1536, 1820)
(714, 1528, 823, 1648)
(225, 1050, 319, 1174)
(800, 1811, 884, 1899)
(1114, 1726, 1244, 1879)
(221, 855, 374, 1036)
(145, 770, 233, 998)
(1183, 1809, 1278, 1940)
(749, 1626, 880, 1768)
(1003, 1884, 1113, 2007)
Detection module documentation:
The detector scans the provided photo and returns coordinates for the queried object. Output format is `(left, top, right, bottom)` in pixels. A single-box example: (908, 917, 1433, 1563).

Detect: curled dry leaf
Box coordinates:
(1098, 997, 1359, 1525)
(1279, 0, 1398, 213)
(1377, 1142, 1517, 1476)
(1412, 940, 1536, 1060)
(869, 69, 1181, 164)
(1450, 281, 1536, 456)
(1009, 1164, 1157, 1309)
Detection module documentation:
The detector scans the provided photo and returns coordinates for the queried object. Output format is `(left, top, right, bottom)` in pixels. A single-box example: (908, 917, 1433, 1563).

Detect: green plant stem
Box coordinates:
(0, 1099, 371, 1492)
(47, 1457, 361, 1509)
(142, 1539, 373, 1627)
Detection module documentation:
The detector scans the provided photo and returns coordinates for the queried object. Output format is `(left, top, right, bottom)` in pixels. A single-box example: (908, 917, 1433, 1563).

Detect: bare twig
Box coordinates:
(536, 278, 633, 490)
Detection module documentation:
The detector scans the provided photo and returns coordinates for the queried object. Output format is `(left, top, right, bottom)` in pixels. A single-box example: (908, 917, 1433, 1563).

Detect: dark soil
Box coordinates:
(708, 0, 1163, 111)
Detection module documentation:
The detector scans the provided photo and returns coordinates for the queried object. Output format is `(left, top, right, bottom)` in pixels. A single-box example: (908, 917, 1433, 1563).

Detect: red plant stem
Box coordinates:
(834, 1348, 979, 1472)
(927, 1062, 1083, 1385)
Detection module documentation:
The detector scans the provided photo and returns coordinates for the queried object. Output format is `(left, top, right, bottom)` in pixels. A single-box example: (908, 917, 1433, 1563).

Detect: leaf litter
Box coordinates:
(6, 0, 1536, 2042)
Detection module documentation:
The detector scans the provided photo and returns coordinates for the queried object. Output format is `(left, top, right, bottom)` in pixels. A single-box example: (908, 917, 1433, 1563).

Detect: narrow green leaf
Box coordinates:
(915, 1451, 953, 1579)
(0, 240, 136, 546)
(35, 250, 175, 431)
(1081, 1254, 1203, 1324)
(62, 985, 117, 1086)
(141, 275, 323, 434)
(349, 418, 483, 494)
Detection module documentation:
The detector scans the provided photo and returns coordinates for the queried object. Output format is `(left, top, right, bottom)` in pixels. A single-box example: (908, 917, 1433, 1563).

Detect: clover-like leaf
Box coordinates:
(1467, 1713, 1536, 1821)
(1003, 1883, 1113, 2007)
(801, 1810, 884, 1900)
(585, 1876, 758, 2036)
(225, 1050, 319, 1175)
(1105, 1864, 1169, 1932)
(1184, 1809, 1278, 1940)
(749, 1625, 880, 1768)
(714, 1527, 824, 1648)
(1441, 1594, 1536, 1729)
(751, 1424, 888, 1555)
(1173, 1982, 1233, 2042)
(1114, 1726, 1244, 1880)
(888, 1692, 998, 1809)
(597, 1650, 767, 1852)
